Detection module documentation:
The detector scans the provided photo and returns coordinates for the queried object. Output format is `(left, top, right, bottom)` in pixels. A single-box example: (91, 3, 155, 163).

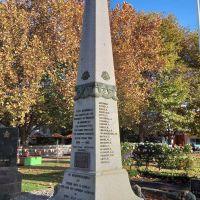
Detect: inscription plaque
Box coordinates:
(0, 128, 18, 167)
(99, 102, 114, 164)
(74, 152, 90, 169)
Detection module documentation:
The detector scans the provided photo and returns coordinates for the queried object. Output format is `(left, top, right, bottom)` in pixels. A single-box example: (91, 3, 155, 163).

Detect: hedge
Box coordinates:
(121, 142, 193, 171)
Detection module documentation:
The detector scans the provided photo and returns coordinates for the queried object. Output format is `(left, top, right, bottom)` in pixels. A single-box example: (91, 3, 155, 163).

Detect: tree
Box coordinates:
(148, 70, 193, 137)
(0, 0, 49, 126)
(180, 31, 200, 136)
(180, 31, 200, 68)
(0, 0, 83, 143)
(187, 71, 200, 135)
(1, 0, 199, 143)
(111, 3, 164, 130)
(136, 15, 187, 141)
(30, 0, 83, 138)
(160, 15, 184, 70)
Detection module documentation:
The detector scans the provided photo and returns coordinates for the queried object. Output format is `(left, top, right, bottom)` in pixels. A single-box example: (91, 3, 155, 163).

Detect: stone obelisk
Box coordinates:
(53, 0, 142, 199)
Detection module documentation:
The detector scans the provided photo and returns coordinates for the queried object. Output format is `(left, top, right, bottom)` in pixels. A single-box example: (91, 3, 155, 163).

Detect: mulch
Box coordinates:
(131, 175, 190, 200)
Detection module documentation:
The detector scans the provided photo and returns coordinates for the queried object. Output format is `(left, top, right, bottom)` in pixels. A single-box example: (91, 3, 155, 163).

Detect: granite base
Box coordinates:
(52, 168, 143, 200)
(0, 167, 22, 198)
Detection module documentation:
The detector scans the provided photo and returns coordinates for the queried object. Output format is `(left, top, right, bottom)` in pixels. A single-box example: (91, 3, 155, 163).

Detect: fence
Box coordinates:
(18, 145, 71, 158)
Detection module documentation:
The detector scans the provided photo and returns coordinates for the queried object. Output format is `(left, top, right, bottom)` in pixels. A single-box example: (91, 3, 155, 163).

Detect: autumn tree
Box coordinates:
(111, 3, 164, 139)
(29, 0, 83, 134)
(0, 0, 49, 128)
(187, 70, 200, 136)
(0, 0, 83, 143)
(2, 1, 166, 143)
(180, 31, 200, 136)
(180, 31, 200, 68)
(145, 20, 200, 139)
(160, 15, 184, 70)
(1, 0, 199, 143)
(136, 15, 188, 141)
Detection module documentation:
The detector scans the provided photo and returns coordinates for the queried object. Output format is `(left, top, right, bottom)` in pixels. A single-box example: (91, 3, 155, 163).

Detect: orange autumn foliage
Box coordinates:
(0, 1, 165, 135)
(111, 3, 164, 127)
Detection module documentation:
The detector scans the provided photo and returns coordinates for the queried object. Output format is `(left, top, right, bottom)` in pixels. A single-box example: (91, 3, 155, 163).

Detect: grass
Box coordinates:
(18, 157, 70, 192)
(18, 153, 200, 192)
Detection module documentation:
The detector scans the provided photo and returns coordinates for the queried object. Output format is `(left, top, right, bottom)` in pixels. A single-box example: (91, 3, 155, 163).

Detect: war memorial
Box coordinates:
(52, 0, 142, 199)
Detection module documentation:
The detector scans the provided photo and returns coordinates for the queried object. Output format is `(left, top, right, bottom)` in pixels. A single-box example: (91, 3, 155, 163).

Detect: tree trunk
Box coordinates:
(18, 112, 38, 146)
(138, 123, 145, 142)
(18, 125, 28, 145)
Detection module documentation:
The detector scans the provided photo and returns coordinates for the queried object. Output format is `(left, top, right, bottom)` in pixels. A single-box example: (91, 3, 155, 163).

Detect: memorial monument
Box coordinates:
(53, 0, 142, 199)
(0, 128, 21, 198)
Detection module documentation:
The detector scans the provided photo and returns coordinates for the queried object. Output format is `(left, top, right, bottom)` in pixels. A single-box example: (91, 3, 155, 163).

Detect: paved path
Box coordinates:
(12, 189, 53, 200)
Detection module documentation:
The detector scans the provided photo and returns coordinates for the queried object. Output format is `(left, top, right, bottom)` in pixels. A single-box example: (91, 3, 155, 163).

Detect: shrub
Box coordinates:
(121, 142, 135, 169)
(132, 143, 158, 170)
(159, 145, 193, 170)
(124, 142, 194, 171)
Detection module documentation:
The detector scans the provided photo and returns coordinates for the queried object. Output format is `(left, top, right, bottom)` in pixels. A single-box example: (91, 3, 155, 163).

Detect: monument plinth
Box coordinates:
(0, 128, 21, 198)
(53, 0, 142, 199)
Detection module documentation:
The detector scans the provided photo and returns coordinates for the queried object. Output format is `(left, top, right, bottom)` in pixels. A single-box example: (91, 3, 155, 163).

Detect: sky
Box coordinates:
(111, 0, 198, 31)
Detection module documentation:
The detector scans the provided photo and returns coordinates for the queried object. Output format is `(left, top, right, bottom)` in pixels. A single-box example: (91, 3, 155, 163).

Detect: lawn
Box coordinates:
(18, 153, 200, 192)
(18, 157, 70, 192)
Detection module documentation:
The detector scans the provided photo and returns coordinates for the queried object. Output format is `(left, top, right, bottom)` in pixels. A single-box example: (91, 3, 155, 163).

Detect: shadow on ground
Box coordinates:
(20, 165, 68, 171)
(42, 159, 70, 164)
(12, 192, 52, 200)
(22, 171, 64, 183)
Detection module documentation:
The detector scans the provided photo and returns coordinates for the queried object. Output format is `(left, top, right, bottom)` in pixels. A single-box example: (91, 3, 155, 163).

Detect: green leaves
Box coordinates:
(160, 15, 184, 70)
(180, 31, 200, 68)
(149, 70, 192, 134)
(131, 143, 193, 171)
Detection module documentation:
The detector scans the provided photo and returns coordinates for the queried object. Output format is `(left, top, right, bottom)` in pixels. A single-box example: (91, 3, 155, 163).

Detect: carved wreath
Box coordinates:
(74, 82, 118, 101)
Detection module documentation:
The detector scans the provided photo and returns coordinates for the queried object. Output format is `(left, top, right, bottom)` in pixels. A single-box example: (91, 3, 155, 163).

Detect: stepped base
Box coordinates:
(0, 167, 22, 197)
(52, 168, 143, 200)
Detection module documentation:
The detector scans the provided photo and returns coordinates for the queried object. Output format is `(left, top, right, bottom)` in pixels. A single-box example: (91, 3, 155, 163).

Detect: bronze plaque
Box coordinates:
(74, 152, 90, 169)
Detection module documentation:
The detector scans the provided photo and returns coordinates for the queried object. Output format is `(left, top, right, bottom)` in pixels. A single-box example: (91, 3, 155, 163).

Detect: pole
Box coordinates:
(197, 0, 200, 52)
